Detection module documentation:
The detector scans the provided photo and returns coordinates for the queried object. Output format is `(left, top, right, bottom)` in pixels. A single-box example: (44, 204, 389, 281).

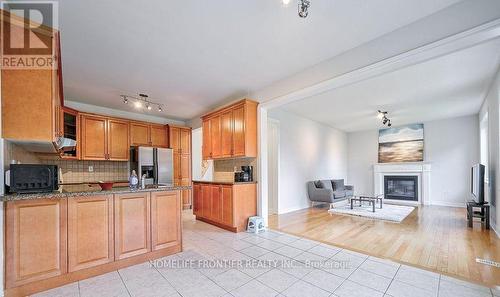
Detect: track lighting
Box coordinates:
(378, 110, 392, 127)
(121, 93, 165, 113)
(298, 0, 311, 18)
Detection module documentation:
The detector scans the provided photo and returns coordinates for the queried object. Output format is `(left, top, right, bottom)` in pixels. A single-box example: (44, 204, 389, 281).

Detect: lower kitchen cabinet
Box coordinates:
(4, 189, 185, 297)
(193, 182, 256, 232)
(68, 195, 114, 272)
(114, 192, 151, 260)
(5, 198, 68, 288)
(151, 191, 181, 251)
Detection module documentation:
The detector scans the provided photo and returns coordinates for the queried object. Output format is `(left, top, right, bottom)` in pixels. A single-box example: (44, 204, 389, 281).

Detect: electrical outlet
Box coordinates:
(88, 166, 94, 172)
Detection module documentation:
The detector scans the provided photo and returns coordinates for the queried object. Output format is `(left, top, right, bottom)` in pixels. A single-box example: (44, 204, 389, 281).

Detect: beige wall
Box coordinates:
(4, 142, 129, 184)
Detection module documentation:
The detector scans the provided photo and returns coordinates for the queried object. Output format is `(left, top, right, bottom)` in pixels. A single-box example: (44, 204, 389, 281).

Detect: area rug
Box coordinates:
(328, 203, 415, 223)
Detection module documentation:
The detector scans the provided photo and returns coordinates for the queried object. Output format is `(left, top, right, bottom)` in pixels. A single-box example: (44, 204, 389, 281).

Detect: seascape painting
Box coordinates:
(378, 124, 424, 163)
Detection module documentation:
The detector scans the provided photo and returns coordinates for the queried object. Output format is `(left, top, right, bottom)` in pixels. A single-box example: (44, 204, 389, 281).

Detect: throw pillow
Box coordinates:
(314, 180, 324, 188)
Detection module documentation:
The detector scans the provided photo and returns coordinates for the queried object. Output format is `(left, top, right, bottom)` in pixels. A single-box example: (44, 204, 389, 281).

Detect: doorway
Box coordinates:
(268, 118, 279, 215)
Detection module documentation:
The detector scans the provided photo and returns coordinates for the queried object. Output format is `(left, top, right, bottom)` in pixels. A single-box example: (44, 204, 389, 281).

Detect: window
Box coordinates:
(480, 112, 489, 183)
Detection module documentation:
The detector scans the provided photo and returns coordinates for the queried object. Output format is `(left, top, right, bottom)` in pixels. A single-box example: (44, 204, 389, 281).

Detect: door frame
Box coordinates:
(267, 118, 280, 215)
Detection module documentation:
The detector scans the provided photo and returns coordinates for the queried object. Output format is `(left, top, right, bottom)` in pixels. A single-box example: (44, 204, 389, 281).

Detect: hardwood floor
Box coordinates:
(268, 204, 500, 287)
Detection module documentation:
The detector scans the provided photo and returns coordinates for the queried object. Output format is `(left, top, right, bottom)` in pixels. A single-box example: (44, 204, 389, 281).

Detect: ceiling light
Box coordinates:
(281, 0, 291, 7)
(377, 110, 392, 127)
(121, 93, 165, 113)
(298, 0, 310, 18)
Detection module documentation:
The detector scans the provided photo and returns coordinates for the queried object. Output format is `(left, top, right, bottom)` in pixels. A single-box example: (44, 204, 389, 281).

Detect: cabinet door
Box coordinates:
(169, 127, 180, 152)
(151, 125, 168, 148)
(130, 122, 150, 146)
(114, 192, 151, 260)
(81, 114, 107, 160)
(210, 116, 222, 158)
(210, 185, 221, 223)
(173, 153, 181, 181)
(5, 199, 67, 288)
(107, 119, 130, 161)
(221, 186, 233, 226)
(180, 128, 191, 154)
(182, 189, 192, 209)
(221, 110, 233, 158)
(151, 191, 181, 251)
(202, 120, 212, 159)
(193, 184, 202, 216)
(232, 105, 245, 157)
(201, 184, 212, 219)
(68, 195, 114, 272)
(180, 154, 190, 179)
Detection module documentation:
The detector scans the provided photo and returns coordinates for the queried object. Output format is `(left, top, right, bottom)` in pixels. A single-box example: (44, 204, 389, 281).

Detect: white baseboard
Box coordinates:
(430, 201, 466, 208)
(278, 205, 310, 214)
(491, 221, 500, 238)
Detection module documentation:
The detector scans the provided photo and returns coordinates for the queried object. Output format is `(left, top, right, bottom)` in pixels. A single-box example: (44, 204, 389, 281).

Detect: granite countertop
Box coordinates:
(1, 184, 192, 201)
(192, 180, 257, 185)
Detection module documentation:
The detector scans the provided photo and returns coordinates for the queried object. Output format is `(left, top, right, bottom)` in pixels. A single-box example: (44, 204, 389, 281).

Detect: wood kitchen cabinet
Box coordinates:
(5, 198, 67, 288)
(114, 192, 151, 260)
(170, 126, 192, 209)
(1, 20, 63, 151)
(193, 184, 202, 216)
(81, 114, 130, 161)
(130, 121, 168, 147)
(193, 182, 256, 232)
(201, 99, 258, 160)
(151, 191, 182, 251)
(68, 195, 114, 272)
(59, 107, 80, 159)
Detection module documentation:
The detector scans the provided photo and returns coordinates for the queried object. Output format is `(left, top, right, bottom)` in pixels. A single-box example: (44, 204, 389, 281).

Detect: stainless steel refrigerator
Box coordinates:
(131, 147, 174, 186)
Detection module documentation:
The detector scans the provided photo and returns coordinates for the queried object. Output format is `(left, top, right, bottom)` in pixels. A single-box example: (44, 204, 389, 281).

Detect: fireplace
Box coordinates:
(384, 175, 418, 201)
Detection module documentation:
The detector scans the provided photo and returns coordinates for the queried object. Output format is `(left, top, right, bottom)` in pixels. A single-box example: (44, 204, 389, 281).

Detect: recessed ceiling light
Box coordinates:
(134, 101, 142, 109)
(282, 0, 291, 7)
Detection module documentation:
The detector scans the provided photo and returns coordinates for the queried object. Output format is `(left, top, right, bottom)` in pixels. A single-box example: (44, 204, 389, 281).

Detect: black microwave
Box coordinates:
(7, 164, 59, 193)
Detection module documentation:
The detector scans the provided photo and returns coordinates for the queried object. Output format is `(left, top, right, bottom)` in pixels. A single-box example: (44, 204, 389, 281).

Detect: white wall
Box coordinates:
(191, 128, 213, 181)
(480, 68, 500, 235)
(347, 115, 479, 207)
(268, 109, 348, 214)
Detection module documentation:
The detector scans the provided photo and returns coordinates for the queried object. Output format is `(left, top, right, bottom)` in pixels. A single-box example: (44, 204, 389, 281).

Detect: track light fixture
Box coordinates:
(120, 93, 164, 113)
(298, 0, 311, 18)
(378, 110, 392, 127)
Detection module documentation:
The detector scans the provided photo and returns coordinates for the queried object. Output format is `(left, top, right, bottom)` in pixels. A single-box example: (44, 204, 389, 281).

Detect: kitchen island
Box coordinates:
(2, 185, 189, 297)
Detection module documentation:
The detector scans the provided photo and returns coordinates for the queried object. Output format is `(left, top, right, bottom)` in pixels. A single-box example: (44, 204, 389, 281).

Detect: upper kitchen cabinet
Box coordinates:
(201, 99, 258, 160)
(130, 121, 168, 148)
(80, 114, 130, 161)
(150, 124, 169, 147)
(1, 16, 64, 152)
(59, 107, 80, 159)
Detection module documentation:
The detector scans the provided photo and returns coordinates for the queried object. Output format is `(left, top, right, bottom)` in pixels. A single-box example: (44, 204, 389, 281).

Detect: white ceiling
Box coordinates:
(58, 0, 463, 120)
(280, 39, 500, 132)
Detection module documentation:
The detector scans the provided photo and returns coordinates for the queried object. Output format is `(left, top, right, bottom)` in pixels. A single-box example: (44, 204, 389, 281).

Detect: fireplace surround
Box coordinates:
(374, 163, 431, 205)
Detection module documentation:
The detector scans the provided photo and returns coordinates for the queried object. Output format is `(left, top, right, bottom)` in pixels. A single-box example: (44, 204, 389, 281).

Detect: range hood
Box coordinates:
(55, 137, 77, 151)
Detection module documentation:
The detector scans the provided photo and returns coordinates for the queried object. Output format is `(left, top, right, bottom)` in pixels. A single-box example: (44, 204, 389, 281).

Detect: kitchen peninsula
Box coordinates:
(1, 185, 188, 297)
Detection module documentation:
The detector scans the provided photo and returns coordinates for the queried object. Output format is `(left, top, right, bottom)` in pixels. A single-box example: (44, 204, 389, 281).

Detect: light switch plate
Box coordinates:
(88, 166, 94, 172)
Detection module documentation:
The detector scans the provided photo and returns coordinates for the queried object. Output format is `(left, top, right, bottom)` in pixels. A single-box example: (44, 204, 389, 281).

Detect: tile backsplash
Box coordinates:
(40, 159, 129, 184)
(5, 142, 129, 184)
(213, 158, 257, 182)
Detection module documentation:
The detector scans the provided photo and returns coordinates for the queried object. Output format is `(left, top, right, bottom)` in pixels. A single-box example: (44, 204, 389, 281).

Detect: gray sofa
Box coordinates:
(307, 179, 354, 208)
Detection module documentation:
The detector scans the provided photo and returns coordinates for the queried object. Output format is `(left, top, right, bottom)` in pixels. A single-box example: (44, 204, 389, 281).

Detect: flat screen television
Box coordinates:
(471, 164, 485, 204)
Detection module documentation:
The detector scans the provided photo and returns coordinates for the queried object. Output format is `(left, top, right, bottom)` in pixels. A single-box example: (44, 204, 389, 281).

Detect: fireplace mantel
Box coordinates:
(373, 163, 431, 205)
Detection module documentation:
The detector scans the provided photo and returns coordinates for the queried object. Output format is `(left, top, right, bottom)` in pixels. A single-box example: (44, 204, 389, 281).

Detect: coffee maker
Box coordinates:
(240, 166, 253, 182)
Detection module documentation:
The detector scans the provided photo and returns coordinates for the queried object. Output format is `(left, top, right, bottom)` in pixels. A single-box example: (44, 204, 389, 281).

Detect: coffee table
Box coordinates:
(349, 194, 384, 212)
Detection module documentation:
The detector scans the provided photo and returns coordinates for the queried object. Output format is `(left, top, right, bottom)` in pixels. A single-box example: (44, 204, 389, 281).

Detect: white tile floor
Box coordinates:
(34, 218, 498, 297)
